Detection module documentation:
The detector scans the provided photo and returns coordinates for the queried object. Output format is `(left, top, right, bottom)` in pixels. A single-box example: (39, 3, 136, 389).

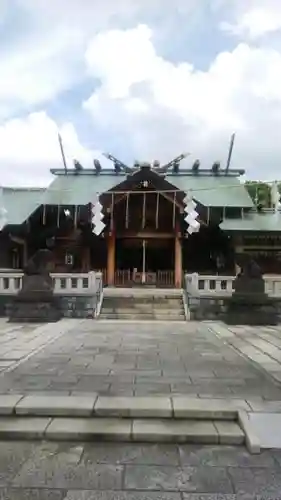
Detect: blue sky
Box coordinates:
(1, 0, 281, 185)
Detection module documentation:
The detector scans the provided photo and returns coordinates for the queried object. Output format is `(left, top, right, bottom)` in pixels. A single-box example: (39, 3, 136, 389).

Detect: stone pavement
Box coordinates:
(1, 440, 281, 497)
(209, 322, 281, 387)
(0, 318, 84, 375)
(0, 320, 281, 403)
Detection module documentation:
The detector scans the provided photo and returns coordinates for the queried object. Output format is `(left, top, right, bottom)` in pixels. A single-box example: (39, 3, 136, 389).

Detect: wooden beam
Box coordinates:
(9, 235, 25, 245)
(115, 231, 175, 239)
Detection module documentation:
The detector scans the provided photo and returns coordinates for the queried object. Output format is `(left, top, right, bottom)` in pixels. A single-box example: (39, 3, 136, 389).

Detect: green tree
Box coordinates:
(244, 181, 281, 208)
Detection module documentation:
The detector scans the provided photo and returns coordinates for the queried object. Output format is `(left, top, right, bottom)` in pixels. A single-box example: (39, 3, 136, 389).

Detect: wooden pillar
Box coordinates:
(23, 241, 28, 267)
(233, 234, 244, 275)
(82, 246, 90, 272)
(174, 234, 182, 288)
(107, 232, 115, 286)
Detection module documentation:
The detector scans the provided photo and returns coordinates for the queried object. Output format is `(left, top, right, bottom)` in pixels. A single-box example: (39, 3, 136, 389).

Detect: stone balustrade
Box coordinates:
(185, 273, 281, 297)
(0, 271, 103, 319)
(0, 271, 98, 295)
(184, 272, 281, 321)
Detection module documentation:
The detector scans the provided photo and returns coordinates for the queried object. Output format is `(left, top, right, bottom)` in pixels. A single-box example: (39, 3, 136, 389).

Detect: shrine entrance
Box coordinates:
(114, 237, 175, 287)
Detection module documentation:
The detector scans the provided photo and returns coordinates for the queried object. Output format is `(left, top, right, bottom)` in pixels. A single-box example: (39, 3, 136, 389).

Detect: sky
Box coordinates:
(1, 0, 281, 186)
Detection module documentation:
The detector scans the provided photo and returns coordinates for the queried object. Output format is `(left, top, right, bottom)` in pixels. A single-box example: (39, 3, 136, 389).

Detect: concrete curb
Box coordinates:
(238, 410, 261, 454)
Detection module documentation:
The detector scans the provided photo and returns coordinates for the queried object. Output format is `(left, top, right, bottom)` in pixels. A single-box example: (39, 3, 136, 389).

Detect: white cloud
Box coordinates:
(84, 25, 281, 179)
(0, 27, 86, 118)
(0, 112, 101, 186)
(0, 0, 195, 119)
(220, 1, 281, 40)
(2, 1, 281, 183)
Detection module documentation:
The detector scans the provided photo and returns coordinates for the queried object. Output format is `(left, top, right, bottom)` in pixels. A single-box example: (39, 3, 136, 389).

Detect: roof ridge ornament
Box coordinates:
(103, 152, 189, 175)
(103, 153, 135, 174)
(73, 159, 84, 172)
(152, 153, 189, 174)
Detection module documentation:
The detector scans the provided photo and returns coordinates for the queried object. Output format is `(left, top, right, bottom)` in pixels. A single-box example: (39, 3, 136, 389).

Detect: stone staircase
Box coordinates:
(0, 395, 255, 450)
(99, 288, 186, 320)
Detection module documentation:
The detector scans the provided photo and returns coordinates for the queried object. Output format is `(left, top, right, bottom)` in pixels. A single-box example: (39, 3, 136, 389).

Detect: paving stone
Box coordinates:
(15, 395, 97, 416)
(0, 395, 24, 415)
(248, 412, 281, 449)
(72, 378, 111, 393)
(132, 419, 219, 444)
(107, 387, 135, 396)
(133, 383, 171, 395)
(46, 417, 132, 441)
(0, 442, 38, 485)
(0, 320, 280, 402)
(124, 464, 234, 492)
(18, 391, 71, 397)
(82, 443, 180, 466)
(195, 386, 234, 397)
(0, 417, 51, 439)
(12, 462, 123, 490)
(228, 466, 281, 496)
(213, 421, 244, 445)
(66, 492, 181, 500)
(0, 489, 66, 499)
(178, 445, 276, 467)
(27, 442, 84, 465)
(94, 396, 172, 418)
(247, 399, 281, 412)
(172, 397, 250, 419)
(182, 496, 235, 500)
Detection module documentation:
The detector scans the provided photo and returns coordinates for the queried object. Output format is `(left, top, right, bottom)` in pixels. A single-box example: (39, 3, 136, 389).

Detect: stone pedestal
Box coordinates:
(9, 249, 62, 323)
(224, 275, 278, 326)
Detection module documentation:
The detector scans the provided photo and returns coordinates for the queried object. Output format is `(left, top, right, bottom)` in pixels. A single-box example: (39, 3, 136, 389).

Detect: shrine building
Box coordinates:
(0, 154, 281, 288)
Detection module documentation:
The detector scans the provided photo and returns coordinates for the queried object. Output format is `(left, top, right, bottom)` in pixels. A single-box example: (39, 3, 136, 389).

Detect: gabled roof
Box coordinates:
(0, 166, 253, 228)
(43, 168, 253, 208)
(220, 211, 281, 232)
(166, 173, 253, 208)
(2, 187, 45, 226)
(42, 172, 118, 206)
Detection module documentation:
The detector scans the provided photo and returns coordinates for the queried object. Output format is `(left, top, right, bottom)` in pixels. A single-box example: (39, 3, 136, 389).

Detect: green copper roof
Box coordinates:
(166, 174, 253, 207)
(43, 170, 253, 208)
(0, 168, 253, 228)
(2, 187, 45, 226)
(220, 212, 281, 232)
(43, 173, 119, 205)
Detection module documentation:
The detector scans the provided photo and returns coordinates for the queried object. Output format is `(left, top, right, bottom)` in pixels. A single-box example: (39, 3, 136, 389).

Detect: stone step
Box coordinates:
(46, 417, 244, 444)
(99, 313, 185, 320)
(103, 297, 183, 304)
(104, 288, 183, 297)
(0, 415, 244, 445)
(101, 295, 185, 321)
(0, 394, 260, 451)
(0, 394, 253, 419)
(101, 307, 185, 314)
(103, 302, 183, 308)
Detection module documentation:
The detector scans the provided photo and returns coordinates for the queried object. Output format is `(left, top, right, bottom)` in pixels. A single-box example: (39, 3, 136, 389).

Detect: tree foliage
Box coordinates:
(245, 181, 281, 208)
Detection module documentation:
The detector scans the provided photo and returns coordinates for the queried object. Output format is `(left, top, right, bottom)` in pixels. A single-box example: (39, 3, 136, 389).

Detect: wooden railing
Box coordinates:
(94, 269, 175, 287)
(114, 270, 175, 287)
(185, 273, 281, 297)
